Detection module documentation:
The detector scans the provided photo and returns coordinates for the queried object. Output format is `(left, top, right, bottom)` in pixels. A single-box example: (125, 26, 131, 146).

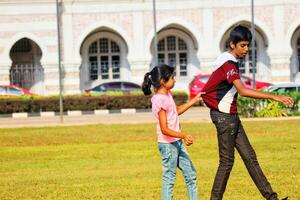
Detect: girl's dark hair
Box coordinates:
(229, 25, 252, 45)
(142, 64, 175, 96)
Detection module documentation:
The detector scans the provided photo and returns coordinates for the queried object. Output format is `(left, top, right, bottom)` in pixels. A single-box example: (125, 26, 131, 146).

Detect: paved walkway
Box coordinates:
(0, 107, 209, 128)
(0, 107, 299, 128)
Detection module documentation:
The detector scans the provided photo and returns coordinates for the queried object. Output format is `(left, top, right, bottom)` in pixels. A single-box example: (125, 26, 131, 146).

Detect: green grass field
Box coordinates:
(0, 120, 299, 200)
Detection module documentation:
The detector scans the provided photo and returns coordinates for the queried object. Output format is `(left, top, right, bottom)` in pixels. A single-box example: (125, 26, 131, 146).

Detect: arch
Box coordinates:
(215, 16, 272, 50)
(9, 37, 45, 95)
(80, 31, 130, 90)
(3, 32, 47, 64)
(74, 21, 132, 62)
(286, 17, 300, 46)
(145, 17, 203, 58)
(289, 25, 300, 81)
(218, 19, 271, 81)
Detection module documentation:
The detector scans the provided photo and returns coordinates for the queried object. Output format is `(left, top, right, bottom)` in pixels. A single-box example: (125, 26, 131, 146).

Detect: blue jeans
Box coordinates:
(158, 140, 198, 200)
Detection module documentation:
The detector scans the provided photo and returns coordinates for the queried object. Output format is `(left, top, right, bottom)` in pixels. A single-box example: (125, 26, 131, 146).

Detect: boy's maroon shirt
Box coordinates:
(202, 52, 240, 114)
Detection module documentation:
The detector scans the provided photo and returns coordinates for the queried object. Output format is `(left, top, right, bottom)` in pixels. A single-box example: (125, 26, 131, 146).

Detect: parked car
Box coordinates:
(264, 82, 300, 92)
(189, 74, 210, 99)
(85, 81, 141, 93)
(0, 85, 34, 96)
(240, 75, 272, 89)
(189, 74, 272, 99)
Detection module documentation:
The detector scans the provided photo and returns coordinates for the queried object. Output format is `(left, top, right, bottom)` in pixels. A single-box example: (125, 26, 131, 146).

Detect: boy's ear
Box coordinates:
(230, 41, 235, 49)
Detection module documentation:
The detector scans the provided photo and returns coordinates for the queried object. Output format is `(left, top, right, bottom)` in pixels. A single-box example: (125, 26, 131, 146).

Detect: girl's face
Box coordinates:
(162, 74, 176, 90)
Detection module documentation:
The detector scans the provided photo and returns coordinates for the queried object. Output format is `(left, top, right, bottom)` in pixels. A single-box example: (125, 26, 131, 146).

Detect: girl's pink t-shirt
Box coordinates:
(151, 92, 181, 143)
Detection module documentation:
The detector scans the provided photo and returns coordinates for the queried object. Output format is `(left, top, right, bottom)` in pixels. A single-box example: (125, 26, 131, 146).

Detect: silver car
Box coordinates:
(265, 82, 300, 92)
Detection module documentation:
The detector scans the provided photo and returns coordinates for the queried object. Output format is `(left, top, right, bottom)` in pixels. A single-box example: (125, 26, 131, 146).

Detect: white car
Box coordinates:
(265, 82, 300, 92)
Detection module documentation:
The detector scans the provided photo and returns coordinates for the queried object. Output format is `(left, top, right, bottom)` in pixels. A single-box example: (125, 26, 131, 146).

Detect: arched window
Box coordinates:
(9, 38, 44, 94)
(225, 40, 257, 74)
(88, 38, 121, 80)
(157, 35, 188, 77)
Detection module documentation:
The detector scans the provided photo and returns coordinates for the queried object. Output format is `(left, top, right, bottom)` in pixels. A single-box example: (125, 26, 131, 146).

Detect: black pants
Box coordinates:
(210, 109, 278, 200)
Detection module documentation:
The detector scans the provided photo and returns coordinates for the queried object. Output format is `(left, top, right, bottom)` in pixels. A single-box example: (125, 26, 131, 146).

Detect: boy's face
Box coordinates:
(230, 40, 250, 58)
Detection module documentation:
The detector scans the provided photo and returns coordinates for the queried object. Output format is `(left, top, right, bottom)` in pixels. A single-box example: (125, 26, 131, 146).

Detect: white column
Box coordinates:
(42, 62, 60, 95)
(0, 62, 11, 85)
(200, 8, 218, 74)
(61, 10, 80, 94)
(130, 11, 149, 84)
(268, 5, 291, 82)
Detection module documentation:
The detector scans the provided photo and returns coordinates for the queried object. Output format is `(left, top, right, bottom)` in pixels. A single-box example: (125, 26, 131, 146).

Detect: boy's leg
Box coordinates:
(235, 120, 278, 200)
(158, 142, 179, 200)
(210, 110, 237, 200)
(177, 140, 198, 200)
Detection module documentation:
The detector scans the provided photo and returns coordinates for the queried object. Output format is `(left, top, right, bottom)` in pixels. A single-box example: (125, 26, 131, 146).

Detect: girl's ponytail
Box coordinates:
(142, 72, 152, 96)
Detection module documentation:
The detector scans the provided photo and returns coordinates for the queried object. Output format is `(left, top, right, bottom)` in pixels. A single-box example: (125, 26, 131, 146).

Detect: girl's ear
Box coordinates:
(159, 79, 165, 87)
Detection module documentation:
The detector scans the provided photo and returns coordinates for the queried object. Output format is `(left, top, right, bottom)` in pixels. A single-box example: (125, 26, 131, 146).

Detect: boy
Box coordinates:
(202, 25, 293, 200)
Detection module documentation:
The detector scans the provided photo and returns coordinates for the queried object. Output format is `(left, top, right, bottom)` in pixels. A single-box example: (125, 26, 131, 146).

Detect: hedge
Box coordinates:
(0, 91, 188, 114)
(1, 91, 299, 117)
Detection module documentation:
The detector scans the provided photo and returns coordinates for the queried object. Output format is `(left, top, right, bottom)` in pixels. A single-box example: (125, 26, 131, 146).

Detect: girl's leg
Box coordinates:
(158, 142, 179, 200)
(177, 140, 198, 200)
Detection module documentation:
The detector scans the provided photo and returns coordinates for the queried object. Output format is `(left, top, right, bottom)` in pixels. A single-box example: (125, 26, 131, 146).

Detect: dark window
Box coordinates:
(11, 38, 32, 53)
(156, 35, 188, 77)
(108, 82, 122, 91)
(88, 38, 121, 80)
(100, 56, 109, 79)
(89, 56, 98, 80)
(123, 82, 140, 91)
(284, 87, 297, 92)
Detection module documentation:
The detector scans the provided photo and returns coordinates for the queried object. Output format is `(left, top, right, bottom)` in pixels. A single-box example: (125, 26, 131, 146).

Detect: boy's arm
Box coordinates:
(176, 92, 205, 115)
(158, 109, 193, 145)
(233, 79, 294, 106)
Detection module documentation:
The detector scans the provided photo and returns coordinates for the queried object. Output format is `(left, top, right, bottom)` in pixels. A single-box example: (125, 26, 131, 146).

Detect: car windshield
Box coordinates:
(0, 87, 6, 94)
(8, 88, 23, 95)
(240, 76, 247, 82)
(198, 77, 209, 83)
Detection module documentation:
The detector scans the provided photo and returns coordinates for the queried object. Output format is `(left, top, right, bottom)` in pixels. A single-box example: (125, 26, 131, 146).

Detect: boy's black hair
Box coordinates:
(229, 25, 252, 45)
(142, 64, 174, 96)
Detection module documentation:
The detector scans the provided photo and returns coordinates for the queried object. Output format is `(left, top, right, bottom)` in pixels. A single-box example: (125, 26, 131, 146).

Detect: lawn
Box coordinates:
(0, 120, 299, 200)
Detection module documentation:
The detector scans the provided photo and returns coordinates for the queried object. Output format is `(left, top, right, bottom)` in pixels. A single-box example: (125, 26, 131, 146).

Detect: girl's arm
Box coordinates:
(176, 92, 204, 115)
(158, 109, 193, 145)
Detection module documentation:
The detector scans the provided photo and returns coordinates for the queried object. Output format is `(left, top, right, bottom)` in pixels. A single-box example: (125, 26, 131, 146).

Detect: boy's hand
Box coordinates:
(192, 92, 206, 104)
(182, 133, 193, 146)
(273, 95, 294, 106)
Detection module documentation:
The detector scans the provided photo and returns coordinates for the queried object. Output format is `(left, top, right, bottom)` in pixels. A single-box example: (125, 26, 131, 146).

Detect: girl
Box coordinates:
(142, 64, 204, 200)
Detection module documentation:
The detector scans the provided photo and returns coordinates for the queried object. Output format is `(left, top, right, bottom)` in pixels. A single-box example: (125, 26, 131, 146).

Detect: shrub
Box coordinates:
(238, 92, 300, 117)
(256, 101, 288, 117)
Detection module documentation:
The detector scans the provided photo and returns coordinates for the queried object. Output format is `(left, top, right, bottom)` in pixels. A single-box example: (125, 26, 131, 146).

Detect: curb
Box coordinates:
(0, 109, 152, 118)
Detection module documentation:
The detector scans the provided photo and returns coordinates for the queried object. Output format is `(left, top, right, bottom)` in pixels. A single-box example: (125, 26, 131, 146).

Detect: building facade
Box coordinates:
(0, 0, 299, 95)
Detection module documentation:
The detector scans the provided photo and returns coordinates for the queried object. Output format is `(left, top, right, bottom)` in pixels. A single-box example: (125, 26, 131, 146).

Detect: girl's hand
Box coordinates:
(192, 92, 205, 104)
(182, 133, 193, 146)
